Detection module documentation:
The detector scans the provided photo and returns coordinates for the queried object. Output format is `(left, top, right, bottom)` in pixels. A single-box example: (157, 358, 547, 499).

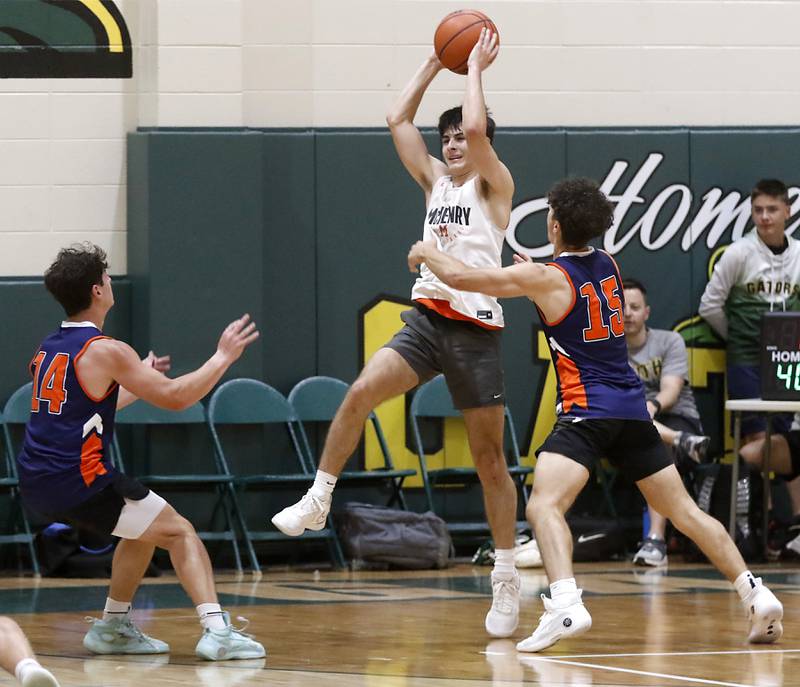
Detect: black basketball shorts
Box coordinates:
(47, 474, 166, 539)
(538, 417, 674, 482)
(384, 303, 504, 410)
(777, 430, 800, 481)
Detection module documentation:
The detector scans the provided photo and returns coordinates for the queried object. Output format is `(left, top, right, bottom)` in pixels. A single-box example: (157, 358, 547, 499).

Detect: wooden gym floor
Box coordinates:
(2, 561, 798, 686)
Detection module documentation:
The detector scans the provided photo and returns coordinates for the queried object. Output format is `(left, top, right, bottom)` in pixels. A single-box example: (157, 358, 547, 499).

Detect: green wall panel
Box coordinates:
(261, 132, 317, 388)
(315, 130, 423, 380)
(128, 132, 264, 381)
(0, 280, 131, 403)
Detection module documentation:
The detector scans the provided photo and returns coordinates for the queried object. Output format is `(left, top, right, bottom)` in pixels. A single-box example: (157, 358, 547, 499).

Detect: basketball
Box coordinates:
(434, 9, 499, 75)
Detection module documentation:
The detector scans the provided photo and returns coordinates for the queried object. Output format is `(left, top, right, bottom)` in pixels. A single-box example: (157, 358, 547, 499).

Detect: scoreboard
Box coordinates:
(760, 312, 800, 400)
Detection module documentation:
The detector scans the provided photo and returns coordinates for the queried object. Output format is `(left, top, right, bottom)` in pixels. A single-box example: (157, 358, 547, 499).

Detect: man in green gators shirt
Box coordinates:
(699, 178, 800, 557)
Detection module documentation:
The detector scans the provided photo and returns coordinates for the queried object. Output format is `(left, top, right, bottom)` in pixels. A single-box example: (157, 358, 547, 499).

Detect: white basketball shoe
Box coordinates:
(271, 492, 330, 536)
(743, 578, 783, 643)
(516, 591, 592, 652)
(485, 569, 521, 638)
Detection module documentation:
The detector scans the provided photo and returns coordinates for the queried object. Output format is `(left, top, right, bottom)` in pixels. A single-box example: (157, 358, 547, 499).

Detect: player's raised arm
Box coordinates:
(85, 315, 258, 411)
(116, 351, 171, 410)
(386, 55, 449, 195)
(462, 29, 513, 204)
(408, 240, 563, 301)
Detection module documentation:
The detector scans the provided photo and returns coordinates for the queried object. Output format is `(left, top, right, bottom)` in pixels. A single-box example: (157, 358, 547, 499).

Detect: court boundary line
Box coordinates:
(524, 656, 757, 687)
(542, 648, 800, 659)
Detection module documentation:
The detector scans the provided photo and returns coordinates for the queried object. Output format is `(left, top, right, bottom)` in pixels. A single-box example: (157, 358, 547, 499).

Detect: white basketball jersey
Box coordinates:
(411, 175, 505, 328)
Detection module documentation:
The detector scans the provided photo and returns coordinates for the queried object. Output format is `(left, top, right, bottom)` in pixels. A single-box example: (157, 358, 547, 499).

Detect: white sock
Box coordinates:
(309, 469, 337, 499)
(14, 658, 41, 684)
(493, 548, 516, 577)
(734, 570, 759, 601)
(197, 602, 227, 631)
(550, 577, 579, 603)
(103, 597, 131, 620)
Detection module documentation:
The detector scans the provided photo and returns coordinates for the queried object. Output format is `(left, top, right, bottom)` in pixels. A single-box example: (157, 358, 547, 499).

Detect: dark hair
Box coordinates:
(547, 178, 614, 247)
(622, 278, 647, 301)
(751, 178, 790, 205)
(437, 106, 496, 143)
(44, 243, 108, 316)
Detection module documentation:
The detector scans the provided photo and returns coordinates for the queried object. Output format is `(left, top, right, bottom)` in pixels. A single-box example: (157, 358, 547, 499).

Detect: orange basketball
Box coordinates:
(434, 9, 499, 75)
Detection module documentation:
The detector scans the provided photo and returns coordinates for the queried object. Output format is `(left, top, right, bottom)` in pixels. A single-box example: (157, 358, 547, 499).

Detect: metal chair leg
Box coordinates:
(228, 484, 260, 574)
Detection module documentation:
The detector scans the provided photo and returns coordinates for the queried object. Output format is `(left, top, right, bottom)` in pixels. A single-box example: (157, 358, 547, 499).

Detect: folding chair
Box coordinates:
(288, 376, 416, 509)
(207, 378, 345, 571)
(111, 401, 247, 574)
(409, 374, 533, 535)
(1, 383, 41, 575)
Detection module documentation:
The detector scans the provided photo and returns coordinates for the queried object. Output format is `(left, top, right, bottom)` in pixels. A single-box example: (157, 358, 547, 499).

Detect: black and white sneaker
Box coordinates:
(516, 591, 592, 652)
(743, 579, 783, 643)
(677, 432, 711, 464)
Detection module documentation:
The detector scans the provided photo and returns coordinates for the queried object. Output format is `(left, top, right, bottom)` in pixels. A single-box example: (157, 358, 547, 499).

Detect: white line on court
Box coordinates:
(541, 648, 800, 659)
(522, 656, 756, 687)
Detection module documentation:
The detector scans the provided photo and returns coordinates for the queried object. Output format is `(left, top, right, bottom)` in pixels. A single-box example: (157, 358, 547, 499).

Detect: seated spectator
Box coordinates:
(698, 177, 800, 558)
(740, 415, 800, 558)
(624, 279, 710, 566)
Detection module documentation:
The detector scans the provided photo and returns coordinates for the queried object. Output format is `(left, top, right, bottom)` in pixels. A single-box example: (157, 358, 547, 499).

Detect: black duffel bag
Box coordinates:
(335, 502, 454, 570)
(567, 514, 627, 562)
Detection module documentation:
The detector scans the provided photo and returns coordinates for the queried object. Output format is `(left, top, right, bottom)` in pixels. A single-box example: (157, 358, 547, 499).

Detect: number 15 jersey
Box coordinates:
(537, 248, 649, 421)
(17, 322, 119, 514)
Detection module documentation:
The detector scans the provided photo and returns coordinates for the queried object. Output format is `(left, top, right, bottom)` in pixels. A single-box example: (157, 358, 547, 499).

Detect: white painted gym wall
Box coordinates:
(2, 0, 799, 275)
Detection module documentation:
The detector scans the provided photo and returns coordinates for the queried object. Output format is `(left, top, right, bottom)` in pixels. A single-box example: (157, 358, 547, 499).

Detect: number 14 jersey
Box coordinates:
(17, 322, 119, 514)
(537, 248, 649, 421)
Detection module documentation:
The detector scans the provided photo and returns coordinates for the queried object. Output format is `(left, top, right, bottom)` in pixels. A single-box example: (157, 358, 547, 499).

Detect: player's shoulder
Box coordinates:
(476, 160, 515, 192)
(79, 336, 127, 361)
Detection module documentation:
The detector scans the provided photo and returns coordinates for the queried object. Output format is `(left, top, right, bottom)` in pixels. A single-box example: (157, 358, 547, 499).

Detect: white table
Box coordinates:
(725, 399, 800, 553)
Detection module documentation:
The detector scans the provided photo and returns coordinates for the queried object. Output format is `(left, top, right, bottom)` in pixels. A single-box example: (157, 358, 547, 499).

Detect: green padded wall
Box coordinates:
(128, 132, 266, 381)
(0, 280, 131, 403)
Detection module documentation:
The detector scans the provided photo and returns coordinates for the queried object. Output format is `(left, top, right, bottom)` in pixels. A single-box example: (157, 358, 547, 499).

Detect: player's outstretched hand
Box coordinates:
(217, 314, 260, 364)
(467, 27, 498, 72)
(144, 351, 171, 375)
(513, 252, 533, 265)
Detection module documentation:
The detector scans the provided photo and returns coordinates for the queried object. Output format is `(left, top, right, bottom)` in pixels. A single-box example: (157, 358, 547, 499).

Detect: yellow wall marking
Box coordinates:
(79, 0, 123, 53)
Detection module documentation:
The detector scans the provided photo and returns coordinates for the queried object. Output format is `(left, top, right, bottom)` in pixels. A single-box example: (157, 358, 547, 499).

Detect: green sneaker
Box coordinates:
(83, 616, 170, 655)
(195, 613, 266, 661)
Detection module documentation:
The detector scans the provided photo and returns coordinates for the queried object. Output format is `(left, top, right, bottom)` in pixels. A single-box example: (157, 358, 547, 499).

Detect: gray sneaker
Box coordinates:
(784, 530, 800, 558)
(83, 616, 169, 655)
(195, 613, 266, 661)
(632, 536, 667, 567)
(677, 432, 711, 464)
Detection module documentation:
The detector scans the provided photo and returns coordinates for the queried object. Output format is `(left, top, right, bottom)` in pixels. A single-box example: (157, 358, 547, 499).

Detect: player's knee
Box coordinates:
(740, 441, 763, 468)
(525, 498, 537, 523)
(473, 448, 506, 481)
(669, 498, 709, 534)
(527, 496, 555, 526)
(346, 378, 379, 413)
(160, 514, 199, 548)
(175, 514, 198, 539)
